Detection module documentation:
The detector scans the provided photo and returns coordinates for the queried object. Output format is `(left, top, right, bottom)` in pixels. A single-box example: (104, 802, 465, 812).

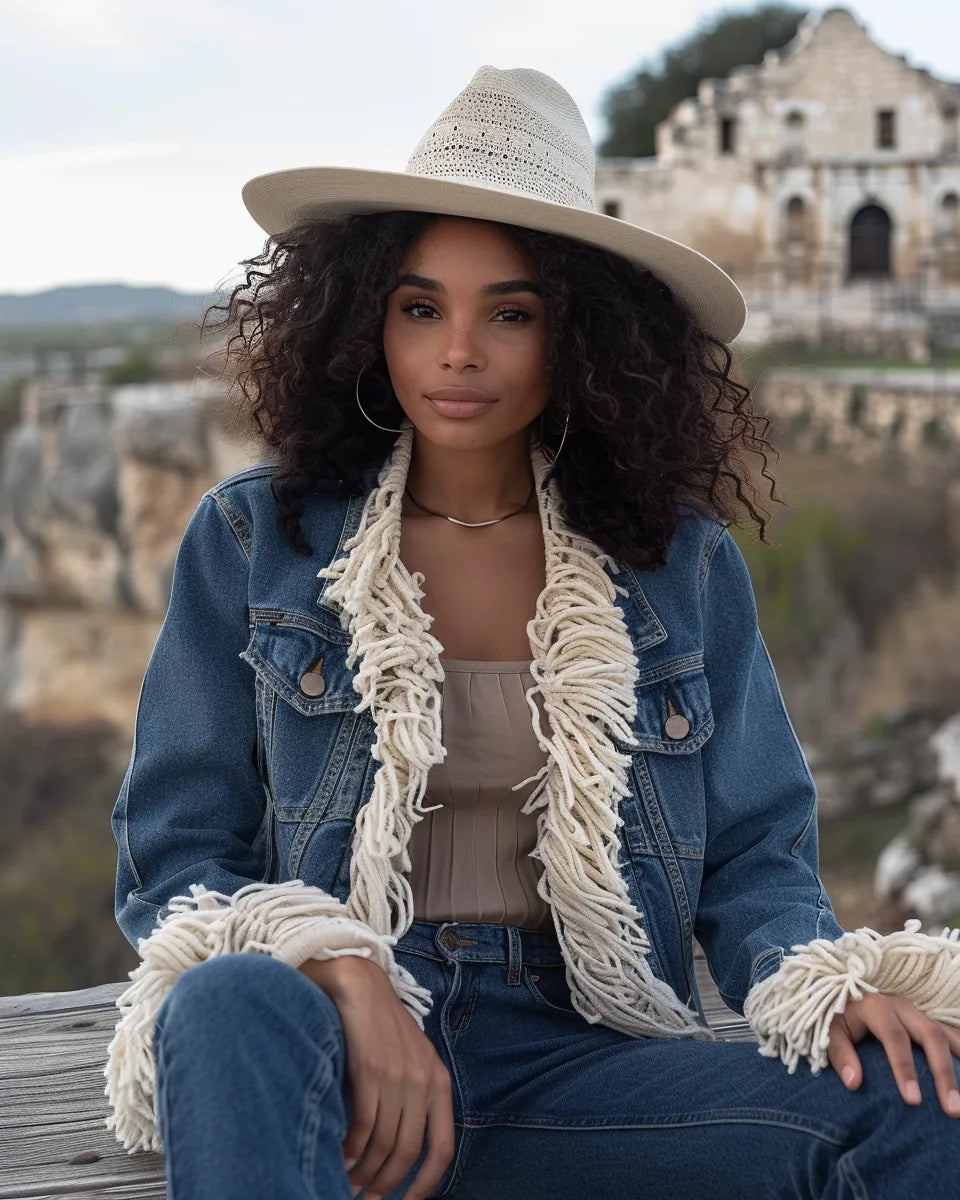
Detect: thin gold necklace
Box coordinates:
(404, 481, 536, 527)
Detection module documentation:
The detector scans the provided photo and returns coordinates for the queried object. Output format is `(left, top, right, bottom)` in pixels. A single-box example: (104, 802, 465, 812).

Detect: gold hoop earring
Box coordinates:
(355, 365, 407, 433)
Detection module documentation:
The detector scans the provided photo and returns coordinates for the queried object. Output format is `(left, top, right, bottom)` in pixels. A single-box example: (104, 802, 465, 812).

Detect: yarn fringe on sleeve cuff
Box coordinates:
(102, 880, 434, 1155)
(743, 918, 960, 1076)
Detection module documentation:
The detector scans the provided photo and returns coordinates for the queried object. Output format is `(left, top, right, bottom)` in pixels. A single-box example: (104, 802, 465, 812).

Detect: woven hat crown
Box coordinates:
(404, 66, 596, 211)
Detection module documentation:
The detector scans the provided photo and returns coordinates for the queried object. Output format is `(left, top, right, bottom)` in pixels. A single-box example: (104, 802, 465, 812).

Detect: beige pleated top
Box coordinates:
(404, 658, 554, 932)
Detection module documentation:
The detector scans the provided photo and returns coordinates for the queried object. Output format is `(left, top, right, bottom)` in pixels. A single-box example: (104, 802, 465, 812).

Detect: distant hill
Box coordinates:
(0, 283, 222, 328)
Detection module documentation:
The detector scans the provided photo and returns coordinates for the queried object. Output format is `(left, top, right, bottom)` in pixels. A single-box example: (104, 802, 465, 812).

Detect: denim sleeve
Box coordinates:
(111, 491, 271, 953)
(692, 525, 847, 1017)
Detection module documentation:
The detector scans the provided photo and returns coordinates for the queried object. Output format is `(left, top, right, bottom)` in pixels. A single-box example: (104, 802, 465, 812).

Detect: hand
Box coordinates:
(827, 992, 960, 1117)
(300, 955, 455, 1199)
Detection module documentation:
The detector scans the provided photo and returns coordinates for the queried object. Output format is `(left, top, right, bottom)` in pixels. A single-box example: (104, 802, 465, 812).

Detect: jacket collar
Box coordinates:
(312, 426, 707, 1040)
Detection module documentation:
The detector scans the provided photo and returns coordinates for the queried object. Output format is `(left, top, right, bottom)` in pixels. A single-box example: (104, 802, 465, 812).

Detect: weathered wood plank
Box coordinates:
(0, 950, 756, 1197)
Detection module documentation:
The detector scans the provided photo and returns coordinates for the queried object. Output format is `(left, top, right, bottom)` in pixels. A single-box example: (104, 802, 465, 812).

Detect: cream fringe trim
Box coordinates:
(318, 425, 711, 1041)
(104, 881, 432, 1154)
(744, 918, 960, 1076)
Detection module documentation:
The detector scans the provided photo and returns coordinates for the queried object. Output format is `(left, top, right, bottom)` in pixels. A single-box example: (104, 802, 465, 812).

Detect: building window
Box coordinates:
(936, 192, 960, 237)
(876, 109, 896, 149)
(602, 200, 621, 219)
(719, 116, 736, 155)
(783, 110, 805, 158)
(785, 196, 810, 242)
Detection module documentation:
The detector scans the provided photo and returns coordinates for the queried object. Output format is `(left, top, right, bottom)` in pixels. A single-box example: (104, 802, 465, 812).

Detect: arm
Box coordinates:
(105, 491, 431, 1155)
(111, 489, 273, 948)
(693, 523, 845, 1016)
(695, 525, 960, 1076)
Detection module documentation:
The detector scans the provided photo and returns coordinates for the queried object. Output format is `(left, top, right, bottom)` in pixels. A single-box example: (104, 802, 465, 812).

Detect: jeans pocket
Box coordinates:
(522, 962, 580, 1017)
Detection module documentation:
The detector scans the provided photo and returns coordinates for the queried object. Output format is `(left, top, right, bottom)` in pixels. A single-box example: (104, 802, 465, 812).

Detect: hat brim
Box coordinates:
(241, 166, 747, 344)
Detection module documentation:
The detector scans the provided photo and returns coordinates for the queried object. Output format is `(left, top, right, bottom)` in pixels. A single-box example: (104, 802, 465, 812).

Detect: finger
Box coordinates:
(838, 1000, 869, 1041)
(943, 1024, 960, 1062)
(343, 1070, 380, 1176)
(827, 1013, 863, 1089)
(869, 1007, 923, 1106)
(897, 1008, 960, 1119)
(363, 1082, 429, 1198)
(351, 1077, 402, 1191)
(405, 1078, 457, 1200)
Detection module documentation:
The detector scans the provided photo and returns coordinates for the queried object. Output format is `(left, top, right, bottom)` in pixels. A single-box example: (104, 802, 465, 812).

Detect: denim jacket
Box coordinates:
(112, 440, 848, 1030)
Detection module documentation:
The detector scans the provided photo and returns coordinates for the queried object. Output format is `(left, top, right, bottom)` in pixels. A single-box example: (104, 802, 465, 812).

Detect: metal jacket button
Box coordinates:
(664, 696, 690, 740)
(298, 661, 326, 696)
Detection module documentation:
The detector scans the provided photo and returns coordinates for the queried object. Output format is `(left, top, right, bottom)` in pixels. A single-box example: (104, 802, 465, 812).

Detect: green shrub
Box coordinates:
(847, 384, 867, 428)
(732, 505, 866, 664)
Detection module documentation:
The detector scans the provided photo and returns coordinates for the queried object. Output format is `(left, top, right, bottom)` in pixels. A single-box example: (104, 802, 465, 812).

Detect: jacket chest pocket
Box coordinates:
(614, 659, 713, 860)
(240, 616, 375, 828)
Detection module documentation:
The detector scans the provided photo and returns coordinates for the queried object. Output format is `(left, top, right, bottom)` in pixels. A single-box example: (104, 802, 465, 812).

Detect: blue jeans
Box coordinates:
(153, 918, 960, 1198)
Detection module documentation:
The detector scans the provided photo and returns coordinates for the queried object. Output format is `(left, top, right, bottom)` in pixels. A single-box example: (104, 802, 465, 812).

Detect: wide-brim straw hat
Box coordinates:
(241, 65, 747, 344)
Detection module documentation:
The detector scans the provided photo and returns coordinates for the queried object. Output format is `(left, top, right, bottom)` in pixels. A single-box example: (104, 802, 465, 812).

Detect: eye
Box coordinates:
(399, 300, 437, 319)
(398, 299, 533, 323)
(492, 305, 532, 322)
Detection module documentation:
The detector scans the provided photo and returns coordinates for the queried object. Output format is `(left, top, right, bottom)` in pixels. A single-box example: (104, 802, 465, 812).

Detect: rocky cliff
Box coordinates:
(0, 378, 262, 728)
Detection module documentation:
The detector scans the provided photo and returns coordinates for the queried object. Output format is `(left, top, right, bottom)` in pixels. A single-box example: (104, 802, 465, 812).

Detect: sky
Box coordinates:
(3, 0, 958, 296)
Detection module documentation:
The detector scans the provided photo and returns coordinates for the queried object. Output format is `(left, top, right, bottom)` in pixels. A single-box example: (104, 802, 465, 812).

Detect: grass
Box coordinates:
(730, 340, 960, 389)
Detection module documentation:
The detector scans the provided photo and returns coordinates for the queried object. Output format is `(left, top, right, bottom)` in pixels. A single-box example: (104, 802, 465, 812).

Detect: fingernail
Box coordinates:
(842, 1065, 856, 1087)
(905, 1080, 921, 1103)
(344, 1156, 358, 1169)
(948, 1089, 960, 1116)
(350, 1187, 362, 1198)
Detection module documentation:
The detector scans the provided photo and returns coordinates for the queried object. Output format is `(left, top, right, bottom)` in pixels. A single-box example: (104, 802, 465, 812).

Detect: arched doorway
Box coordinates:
(848, 204, 892, 279)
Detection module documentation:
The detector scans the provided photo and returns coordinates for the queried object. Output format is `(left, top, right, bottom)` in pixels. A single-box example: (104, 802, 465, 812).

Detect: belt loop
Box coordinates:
(506, 926, 523, 986)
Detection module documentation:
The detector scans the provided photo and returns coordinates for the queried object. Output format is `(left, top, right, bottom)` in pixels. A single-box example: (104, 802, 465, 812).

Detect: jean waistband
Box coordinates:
(395, 919, 566, 969)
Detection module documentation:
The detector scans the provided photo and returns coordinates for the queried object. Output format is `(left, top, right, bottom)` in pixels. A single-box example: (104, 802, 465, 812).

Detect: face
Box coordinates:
(381, 216, 549, 450)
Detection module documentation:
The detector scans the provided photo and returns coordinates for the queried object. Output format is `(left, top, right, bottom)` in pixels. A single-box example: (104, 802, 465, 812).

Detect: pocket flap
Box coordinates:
(614, 661, 714, 755)
(240, 617, 359, 716)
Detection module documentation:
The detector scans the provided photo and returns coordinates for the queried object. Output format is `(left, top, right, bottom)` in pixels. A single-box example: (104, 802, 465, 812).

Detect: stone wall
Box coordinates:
(756, 366, 960, 485)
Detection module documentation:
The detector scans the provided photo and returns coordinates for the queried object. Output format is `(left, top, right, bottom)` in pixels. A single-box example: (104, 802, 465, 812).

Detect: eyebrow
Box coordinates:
(394, 272, 542, 298)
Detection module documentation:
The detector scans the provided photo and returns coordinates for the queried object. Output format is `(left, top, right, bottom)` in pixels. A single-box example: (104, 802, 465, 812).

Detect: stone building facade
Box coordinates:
(596, 7, 960, 345)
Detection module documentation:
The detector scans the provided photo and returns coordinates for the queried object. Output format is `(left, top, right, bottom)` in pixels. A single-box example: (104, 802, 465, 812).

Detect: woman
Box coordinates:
(105, 66, 960, 1199)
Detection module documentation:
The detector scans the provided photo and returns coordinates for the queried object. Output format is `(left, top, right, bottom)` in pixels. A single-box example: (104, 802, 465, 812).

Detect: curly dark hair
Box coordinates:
(198, 210, 787, 571)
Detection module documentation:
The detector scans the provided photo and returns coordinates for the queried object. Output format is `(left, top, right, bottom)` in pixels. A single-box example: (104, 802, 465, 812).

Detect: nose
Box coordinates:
(437, 321, 485, 371)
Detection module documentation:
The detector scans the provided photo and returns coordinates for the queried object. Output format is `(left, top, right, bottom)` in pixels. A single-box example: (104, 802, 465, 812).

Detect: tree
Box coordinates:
(599, 4, 810, 157)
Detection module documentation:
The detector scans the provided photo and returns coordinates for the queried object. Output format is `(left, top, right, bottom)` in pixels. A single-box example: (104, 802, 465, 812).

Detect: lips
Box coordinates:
(423, 386, 498, 420)
(425, 387, 497, 403)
